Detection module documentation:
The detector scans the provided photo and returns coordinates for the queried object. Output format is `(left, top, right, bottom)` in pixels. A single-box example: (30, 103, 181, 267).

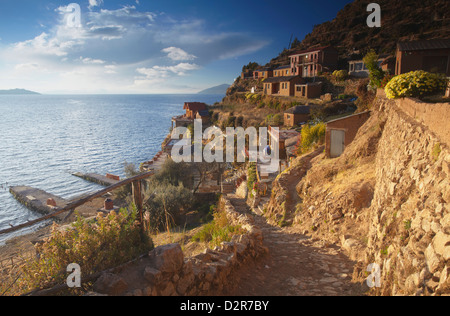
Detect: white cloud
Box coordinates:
(80, 57, 106, 64)
(162, 47, 197, 61)
(0, 6, 268, 93)
(88, 0, 104, 9)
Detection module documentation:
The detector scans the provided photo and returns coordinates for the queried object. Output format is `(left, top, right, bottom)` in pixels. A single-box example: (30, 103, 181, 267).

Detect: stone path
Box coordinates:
(225, 195, 362, 296)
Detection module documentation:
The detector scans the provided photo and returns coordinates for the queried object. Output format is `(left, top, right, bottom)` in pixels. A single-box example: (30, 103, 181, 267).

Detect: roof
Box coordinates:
(326, 111, 371, 125)
(196, 110, 210, 117)
(284, 105, 311, 115)
(275, 65, 291, 70)
(289, 45, 336, 57)
(397, 39, 450, 51)
(183, 102, 207, 111)
(264, 76, 305, 84)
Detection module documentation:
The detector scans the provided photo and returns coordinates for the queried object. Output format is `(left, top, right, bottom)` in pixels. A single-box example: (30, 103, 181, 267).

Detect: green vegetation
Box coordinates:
(432, 143, 442, 162)
(19, 209, 153, 293)
(247, 162, 257, 193)
(363, 50, 385, 89)
(385, 71, 448, 100)
(332, 70, 348, 82)
(298, 122, 326, 154)
(192, 208, 245, 248)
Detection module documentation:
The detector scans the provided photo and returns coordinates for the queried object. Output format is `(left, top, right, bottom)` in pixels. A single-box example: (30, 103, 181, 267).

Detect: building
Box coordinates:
(196, 110, 210, 124)
(284, 105, 311, 127)
(289, 46, 339, 78)
(325, 111, 371, 158)
(263, 76, 305, 97)
(395, 39, 450, 76)
(268, 126, 300, 160)
(273, 65, 292, 77)
(183, 102, 208, 119)
(348, 55, 394, 77)
(253, 68, 273, 80)
(241, 71, 254, 80)
(294, 82, 323, 99)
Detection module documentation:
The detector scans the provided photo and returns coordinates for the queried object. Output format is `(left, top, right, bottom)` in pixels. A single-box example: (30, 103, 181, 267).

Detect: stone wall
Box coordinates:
(394, 97, 450, 148)
(361, 95, 450, 295)
(91, 196, 268, 296)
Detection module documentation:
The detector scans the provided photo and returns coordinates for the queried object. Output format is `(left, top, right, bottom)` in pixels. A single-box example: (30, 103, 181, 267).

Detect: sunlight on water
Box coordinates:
(0, 94, 223, 244)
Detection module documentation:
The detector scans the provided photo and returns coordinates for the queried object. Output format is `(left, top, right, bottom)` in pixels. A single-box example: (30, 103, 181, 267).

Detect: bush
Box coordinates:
(384, 71, 448, 99)
(363, 50, 385, 88)
(191, 209, 245, 248)
(299, 122, 326, 154)
(332, 70, 348, 81)
(19, 209, 153, 292)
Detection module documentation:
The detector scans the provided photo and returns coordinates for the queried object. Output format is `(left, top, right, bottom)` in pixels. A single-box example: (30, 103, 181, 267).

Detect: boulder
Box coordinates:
(150, 244, 184, 273)
(93, 273, 128, 296)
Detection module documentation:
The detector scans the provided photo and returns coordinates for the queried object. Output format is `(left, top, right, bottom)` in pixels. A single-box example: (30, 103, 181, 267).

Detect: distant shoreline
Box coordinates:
(0, 89, 40, 95)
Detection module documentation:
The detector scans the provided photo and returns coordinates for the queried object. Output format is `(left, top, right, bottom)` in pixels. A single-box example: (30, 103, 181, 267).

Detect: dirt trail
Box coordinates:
(224, 194, 363, 296)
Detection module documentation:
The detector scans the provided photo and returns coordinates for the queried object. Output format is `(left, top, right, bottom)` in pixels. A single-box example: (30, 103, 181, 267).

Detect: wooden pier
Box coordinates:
(9, 186, 68, 220)
(72, 172, 120, 186)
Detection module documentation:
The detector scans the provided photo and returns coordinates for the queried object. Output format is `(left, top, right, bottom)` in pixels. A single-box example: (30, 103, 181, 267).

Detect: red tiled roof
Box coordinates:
(183, 102, 207, 111)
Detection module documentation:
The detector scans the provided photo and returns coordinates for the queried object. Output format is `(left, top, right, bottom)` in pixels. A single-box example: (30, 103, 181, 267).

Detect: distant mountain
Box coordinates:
(197, 84, 230, 95)
(0, 89, 40, 95)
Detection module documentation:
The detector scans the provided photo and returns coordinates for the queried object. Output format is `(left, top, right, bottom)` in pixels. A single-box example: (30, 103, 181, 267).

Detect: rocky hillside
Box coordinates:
(267, 0, 450, 67)
(264, 91, 450, 295)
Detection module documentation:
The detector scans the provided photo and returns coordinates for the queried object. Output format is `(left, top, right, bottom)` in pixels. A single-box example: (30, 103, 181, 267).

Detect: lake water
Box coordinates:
(0, 94, 223, 244)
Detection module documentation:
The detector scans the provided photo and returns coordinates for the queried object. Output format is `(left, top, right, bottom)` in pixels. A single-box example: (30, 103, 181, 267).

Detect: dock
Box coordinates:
(72, 172, 120, 187)
(9, 186, 68, 220)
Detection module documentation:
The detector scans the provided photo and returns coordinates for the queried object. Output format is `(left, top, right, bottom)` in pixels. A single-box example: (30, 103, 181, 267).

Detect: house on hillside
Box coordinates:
(273, 65, 292, 77)
(325, 111, 371, 158)
(395, 39, 450, 76)
(184, 102, 208, 119)
(172, 102, 208, 129)
(263, 76, 305, 97)
(294, 82, 323, 99)
(268, 127, 300, 160)
(253, 68, 273, 80)
(348, 55, 395, 77)
(284, 105, 311, 127)
(289, 46, 339, 78)
(196, 110, 210, 124)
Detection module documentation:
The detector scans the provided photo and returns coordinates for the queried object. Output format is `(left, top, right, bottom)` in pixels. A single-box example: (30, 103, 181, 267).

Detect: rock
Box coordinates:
(432, 232, 450, 261)
(159, 282, 176, 296)
(177, 272, 195, 296)
(93, 273, 128, 296)
(150, 243, 184, 273)
(144, 267, 163, 284)
(425, 245, 441, 274)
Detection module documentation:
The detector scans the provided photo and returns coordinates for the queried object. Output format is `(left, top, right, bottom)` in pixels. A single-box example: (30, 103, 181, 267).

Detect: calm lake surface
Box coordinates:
(0, 94, 223, 244)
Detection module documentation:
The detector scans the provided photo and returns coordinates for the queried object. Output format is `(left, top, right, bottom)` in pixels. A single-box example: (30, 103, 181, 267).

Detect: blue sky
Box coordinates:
(0, 0, 353, 94)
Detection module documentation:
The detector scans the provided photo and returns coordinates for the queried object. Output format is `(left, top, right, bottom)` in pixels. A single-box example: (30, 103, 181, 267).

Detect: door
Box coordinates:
(330, 129, 345, 158)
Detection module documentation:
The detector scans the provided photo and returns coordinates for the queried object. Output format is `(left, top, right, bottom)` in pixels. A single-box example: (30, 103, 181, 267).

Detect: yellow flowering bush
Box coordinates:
(385, 71, 448, 99)
(19, 209, 153, 293)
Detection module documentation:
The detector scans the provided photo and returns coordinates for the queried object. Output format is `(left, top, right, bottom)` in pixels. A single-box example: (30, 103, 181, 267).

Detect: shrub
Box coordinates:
(19, 209, 153, 292)
(363, 50, 385, 88)
(299, 122, 326, 154)
(384, 71, 448, 99)
(191, 209, 245, 248)
(332, 70, 348, 81)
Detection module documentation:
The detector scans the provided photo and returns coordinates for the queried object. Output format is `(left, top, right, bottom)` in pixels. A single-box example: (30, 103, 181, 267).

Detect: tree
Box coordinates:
(363, 50, 385, 89)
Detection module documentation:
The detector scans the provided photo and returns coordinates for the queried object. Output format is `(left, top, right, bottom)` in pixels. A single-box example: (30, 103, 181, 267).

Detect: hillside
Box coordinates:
(263, 91, 450, 296)
(198, 84, 230, 95)
(266, 0, 450, 67)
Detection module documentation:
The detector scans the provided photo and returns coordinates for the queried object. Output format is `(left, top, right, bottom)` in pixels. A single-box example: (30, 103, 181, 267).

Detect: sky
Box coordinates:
(0, 0, 353, 94)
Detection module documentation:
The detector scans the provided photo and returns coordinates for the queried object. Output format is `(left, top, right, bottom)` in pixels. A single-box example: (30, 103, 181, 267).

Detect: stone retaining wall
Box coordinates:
(91, 196, 268, 296)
